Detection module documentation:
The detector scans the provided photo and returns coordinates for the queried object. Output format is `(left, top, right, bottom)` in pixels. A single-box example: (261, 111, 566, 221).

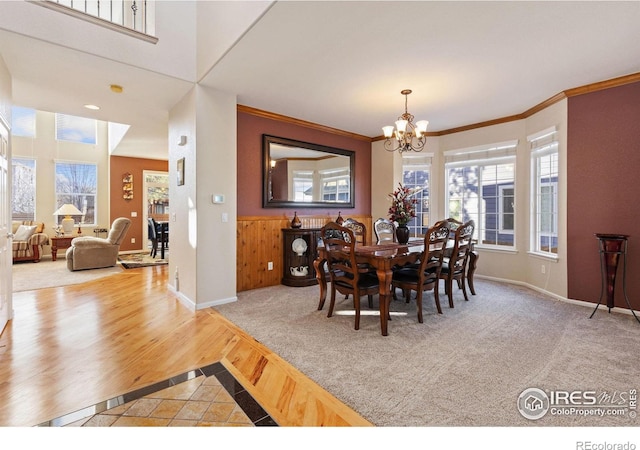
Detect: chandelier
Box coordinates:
(382, 89, 429, 153)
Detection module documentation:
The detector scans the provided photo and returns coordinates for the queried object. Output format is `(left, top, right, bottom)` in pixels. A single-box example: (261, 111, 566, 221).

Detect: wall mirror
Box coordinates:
(263, 134, 355, 208)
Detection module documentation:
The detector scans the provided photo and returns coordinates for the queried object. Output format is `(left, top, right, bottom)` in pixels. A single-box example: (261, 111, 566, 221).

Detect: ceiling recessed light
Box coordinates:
(110, 84, 123, 93)
(84, 104, 100, 110)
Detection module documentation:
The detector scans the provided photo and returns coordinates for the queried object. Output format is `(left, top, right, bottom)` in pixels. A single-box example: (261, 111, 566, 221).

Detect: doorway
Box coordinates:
(0, 118, 12, 334)
(143, 171, 169, 252)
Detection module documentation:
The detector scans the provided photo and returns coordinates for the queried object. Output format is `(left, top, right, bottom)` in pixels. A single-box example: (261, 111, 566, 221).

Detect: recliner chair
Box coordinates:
(66, 217, 131, 271)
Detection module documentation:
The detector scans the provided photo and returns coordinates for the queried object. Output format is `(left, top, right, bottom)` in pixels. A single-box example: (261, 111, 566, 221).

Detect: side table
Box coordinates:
(590, 233, 640, 323)
(50, 236, 75, 261)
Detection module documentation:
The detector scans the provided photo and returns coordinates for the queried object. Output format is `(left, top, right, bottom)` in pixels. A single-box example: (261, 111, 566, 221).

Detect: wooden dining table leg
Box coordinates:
(376, 265, 394, 336)
(314, 257, 328, 310)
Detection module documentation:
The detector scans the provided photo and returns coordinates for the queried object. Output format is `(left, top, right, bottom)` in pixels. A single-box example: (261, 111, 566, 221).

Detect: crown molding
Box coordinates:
(237, 105, 372, 142)
(563, 72, 640, 98)
(241, 72, 640, 140)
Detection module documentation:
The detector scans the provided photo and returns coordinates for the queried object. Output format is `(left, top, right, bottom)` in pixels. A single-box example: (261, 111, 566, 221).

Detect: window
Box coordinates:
(12, 158, 36, 221)
(11, 106, 36, 138)
(321, 168, 350, 202)
(292, 171, 313, 202)
(445, 141, 518, 248)
(499, 185, 515, 233)
(55, 162, 97, 226)
(402, 155, 431, 237)
(55, 113, 97, 144)
(529, 127, 559, 256)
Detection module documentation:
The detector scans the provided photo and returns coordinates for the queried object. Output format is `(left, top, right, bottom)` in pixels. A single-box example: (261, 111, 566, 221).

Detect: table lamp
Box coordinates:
(54, 204, 83, 234)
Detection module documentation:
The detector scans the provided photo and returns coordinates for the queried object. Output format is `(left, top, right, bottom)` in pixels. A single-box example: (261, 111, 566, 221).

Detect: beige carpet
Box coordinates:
(214, 280, 640, 427)
(12, 255, 123, 292)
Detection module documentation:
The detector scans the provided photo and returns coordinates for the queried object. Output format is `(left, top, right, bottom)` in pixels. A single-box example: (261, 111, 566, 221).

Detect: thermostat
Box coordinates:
(212, 194, 225, 204)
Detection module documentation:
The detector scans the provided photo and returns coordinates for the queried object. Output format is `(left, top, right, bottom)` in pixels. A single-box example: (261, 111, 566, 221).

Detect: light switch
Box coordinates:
(131, 211, 137, 217)
(221, 213, 228, 223)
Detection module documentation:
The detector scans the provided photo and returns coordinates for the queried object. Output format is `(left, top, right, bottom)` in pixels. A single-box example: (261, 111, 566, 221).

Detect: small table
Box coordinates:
(50, 236, 75, 261)
(590, 233, 639, 323)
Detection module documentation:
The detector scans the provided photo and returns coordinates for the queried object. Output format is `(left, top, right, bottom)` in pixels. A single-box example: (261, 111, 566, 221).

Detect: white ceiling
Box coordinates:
(1, 1, 639, 160)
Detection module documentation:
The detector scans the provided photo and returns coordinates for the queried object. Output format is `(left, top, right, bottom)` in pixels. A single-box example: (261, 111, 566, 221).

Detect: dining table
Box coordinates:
(314, 239, 425, 336)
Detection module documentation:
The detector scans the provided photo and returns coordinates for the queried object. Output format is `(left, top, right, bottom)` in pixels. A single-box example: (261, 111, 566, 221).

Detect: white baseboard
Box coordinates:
(475, 275, 640, 318)
(167, 284, 237, 311)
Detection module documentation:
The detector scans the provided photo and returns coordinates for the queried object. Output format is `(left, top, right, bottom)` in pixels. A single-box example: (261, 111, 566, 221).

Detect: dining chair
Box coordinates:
(148, 218, 159, 258)
(445, 217, 478, 295)
(373, 217, 396, 244)
(320, 222, 380, 330)
(439, 219, 475, 308)
(342, 218, 366, 245)
(390, 220, 450, 322)
(341, 218, 375, 300)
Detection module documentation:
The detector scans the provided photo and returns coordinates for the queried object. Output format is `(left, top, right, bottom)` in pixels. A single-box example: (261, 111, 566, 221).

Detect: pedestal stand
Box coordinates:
(590, 234, 640, 323)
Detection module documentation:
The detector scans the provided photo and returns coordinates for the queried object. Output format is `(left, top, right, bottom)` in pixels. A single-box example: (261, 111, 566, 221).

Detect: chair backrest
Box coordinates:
(447, 219, 475, 275)
(417, 219, 450, 275)
(107, 217, 132, 245)
(373, 218, 396, 244)
(148, 218, 157, 239)
(445, 217, 463, 236)
(342, 218, 366, 245)
(320, 222, 360, 288)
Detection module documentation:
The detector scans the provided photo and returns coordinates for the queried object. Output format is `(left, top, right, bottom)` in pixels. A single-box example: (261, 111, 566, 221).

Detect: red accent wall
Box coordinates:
(237, 111, 372, 217)
(110, 156, 168, 252)
(567, 81, 640, 307)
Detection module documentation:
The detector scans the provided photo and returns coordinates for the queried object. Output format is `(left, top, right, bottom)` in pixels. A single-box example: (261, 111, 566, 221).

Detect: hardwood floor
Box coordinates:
(0, 265, 371, 427)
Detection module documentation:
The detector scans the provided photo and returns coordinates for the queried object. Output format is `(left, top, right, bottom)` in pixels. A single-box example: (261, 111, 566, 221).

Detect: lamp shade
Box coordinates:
(54, 204, 83, 217)
(54, 204, 83, 234)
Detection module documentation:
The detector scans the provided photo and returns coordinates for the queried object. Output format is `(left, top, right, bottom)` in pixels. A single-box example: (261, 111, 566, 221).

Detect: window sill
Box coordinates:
(527, 251, 559, 262)
(475, 245, 518, 254)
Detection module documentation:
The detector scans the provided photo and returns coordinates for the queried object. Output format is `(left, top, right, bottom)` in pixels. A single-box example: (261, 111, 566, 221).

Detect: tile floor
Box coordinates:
(39, 362, 277, 427)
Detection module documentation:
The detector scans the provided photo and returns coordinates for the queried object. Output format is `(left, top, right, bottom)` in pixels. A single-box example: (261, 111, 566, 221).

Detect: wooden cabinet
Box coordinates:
(281, 228, 321, 287)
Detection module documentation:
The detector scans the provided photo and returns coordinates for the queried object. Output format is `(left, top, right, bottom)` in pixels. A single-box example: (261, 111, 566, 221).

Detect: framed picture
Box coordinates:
(122, 173, 133, 199)
(177, 157, 185, 186)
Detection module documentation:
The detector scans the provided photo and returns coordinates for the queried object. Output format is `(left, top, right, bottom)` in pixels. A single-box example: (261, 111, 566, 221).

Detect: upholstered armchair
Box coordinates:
(12, 221, 50, 263)
(66, 218, 131, 271)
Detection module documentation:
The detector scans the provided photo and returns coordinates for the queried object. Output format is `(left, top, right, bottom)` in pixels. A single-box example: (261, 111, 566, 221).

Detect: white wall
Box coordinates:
(168, 88, 197, 303)
(370, 140, 399, 221)
(196, 1, 274, 80)
(0, 55, 10, 126)
(0, 1, 198, 82)
(168, 85, 237, 310)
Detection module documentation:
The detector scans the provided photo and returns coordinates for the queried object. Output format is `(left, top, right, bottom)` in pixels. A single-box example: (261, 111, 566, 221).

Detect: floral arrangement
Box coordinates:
(388, 183, 417, 225)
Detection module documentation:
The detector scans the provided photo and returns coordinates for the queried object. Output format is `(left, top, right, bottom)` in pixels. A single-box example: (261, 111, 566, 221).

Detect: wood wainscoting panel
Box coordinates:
(237, 214, 372, 292)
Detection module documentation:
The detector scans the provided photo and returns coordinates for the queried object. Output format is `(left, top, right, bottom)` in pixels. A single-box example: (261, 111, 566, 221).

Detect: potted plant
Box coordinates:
(388, 183, 417, 244)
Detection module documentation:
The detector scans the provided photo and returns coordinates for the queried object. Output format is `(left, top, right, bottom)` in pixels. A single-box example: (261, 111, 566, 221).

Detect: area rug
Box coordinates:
(214, 280, 640, 427)
(118, 252, 168, 269)
(12, 256, 123, 292)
